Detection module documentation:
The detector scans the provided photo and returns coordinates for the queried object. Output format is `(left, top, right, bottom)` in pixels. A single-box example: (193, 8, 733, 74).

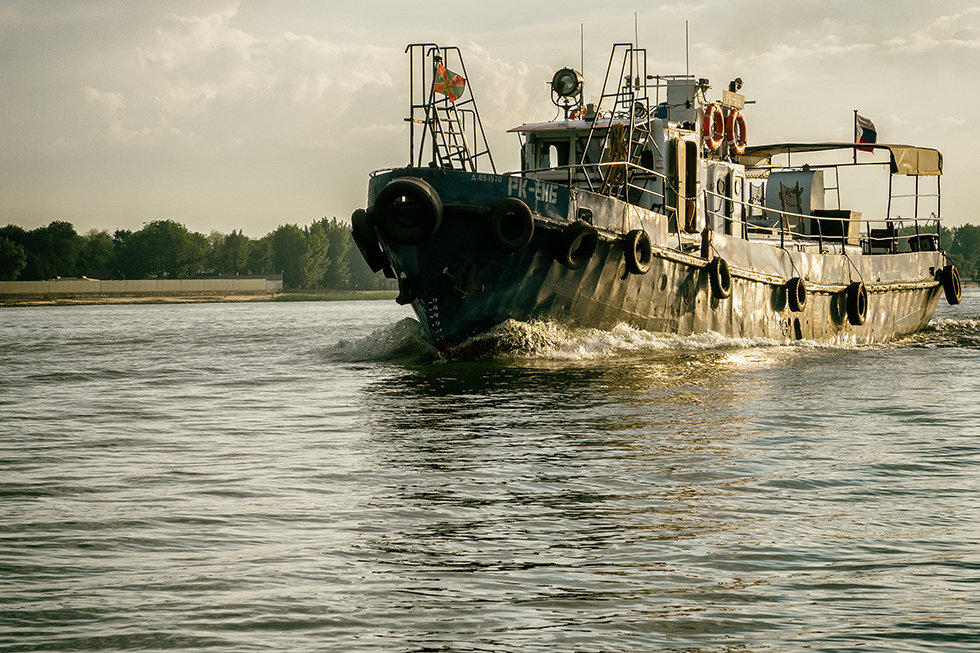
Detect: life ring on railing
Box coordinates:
(555, 221, 599, 270)
(846, 281, 868, 326)
(725, 109, 747, 155)
(623, 229, 653, 275)
(350, 208, 387, 273)
(487, 198, 535, 252)
(786, 276, 807, 312)
(701, 103, 725, 152)
(373, 177, 443, 246)
(942, 263, 962, 305)
(707, 256, 732, 299)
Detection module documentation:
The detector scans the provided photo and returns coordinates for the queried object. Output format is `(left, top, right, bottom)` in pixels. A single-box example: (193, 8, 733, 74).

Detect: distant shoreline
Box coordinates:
(0, 291, 398, 307)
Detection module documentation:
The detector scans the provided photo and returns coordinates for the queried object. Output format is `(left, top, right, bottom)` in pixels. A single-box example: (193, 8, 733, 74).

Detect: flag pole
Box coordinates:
(853, 109, 858, 164)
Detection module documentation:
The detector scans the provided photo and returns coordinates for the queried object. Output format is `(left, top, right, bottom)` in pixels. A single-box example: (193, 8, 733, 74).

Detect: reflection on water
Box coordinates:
(1, 294, 979, 651)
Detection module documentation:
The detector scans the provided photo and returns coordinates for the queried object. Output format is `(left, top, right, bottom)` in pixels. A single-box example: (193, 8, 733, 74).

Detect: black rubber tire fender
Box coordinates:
(846, 281, 868, 326)
(373, 177, 443, 246)
(556, 222, 599, 270)
(623, 229, 653, 275)
(487, 198, 534, 252)
(707, 256, 732, 299)
(942, 263, 962, 305)
(350, 208, 387, 273)
(787, 276, 807, 312)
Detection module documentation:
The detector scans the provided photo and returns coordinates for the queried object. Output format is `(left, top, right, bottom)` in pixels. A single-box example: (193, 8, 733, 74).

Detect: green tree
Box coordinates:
(0, 224, 28, 246)
(0, 236, 27, 280)
(119, 220, 207, 278)
(20, 220, 82, 279)
(317, 217, 352, 289)
(205, 230, 225, 275)
(245, 234, 272, 275)
(113, 229, 139, 278)
(216, 230, 251, 275)
(271, 224, 308, 288)
(77, 230, 117, 278)
(302, 220, 330, 288)
(949, 224, 980, 278)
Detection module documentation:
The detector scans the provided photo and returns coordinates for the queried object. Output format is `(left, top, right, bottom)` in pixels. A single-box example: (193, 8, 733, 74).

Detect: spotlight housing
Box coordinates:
(551, 68, 584, 98)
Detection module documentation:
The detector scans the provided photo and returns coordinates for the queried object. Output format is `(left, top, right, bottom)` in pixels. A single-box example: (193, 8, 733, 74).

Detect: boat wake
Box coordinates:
(328, 315, 980, 364)
(904, 317, 980, 349)
(326, 318, 440, 364)
(445, 319, 802, 361)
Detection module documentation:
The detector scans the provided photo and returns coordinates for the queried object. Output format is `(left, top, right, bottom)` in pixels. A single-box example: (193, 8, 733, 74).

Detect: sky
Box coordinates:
(1, 0, 978, 237)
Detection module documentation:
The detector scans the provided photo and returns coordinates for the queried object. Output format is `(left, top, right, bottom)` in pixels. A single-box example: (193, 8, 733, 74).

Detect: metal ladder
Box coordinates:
(428, 102, 475, 171)
(405, 43, 495, 173)
(585, 43, 653, 198)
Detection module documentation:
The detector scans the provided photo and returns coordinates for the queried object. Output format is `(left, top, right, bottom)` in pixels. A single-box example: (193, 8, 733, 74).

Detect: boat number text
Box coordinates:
(508, 177, 558, 204)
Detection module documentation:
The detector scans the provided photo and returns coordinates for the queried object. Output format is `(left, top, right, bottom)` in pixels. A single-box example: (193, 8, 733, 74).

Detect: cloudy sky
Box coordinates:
(1, 0, 977, 236)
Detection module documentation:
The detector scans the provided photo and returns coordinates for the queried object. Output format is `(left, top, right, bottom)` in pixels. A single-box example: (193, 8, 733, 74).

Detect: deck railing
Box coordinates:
(516, 160, 944, 254)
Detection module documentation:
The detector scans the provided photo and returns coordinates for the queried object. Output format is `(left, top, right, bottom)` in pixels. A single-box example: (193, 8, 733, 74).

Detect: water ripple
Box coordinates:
(1, 296, 978, 651)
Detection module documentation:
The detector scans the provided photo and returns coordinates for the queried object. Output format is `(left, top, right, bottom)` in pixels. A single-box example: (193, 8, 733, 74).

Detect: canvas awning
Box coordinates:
(741, 142, 943, 176)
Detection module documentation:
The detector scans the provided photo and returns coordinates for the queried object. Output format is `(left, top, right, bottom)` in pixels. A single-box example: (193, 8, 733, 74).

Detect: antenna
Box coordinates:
(685, 20, 690, 77)
(580, 23, 584, 75)
(634, 12, 638, 48)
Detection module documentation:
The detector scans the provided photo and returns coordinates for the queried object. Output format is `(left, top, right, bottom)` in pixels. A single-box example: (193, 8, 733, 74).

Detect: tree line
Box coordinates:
(943, 224, 980, 280)
(0, 218, 395, 291)
(2, 218, 978, 288)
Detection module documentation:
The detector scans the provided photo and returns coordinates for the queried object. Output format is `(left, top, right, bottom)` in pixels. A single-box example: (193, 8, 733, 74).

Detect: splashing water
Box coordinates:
(325, 311, 980, 363)
(902, 317, 980, 349)
(327, 317, 440, 363)
(453, 319, 794, 361)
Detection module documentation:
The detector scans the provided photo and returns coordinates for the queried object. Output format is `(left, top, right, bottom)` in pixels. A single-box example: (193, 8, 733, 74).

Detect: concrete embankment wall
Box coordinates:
(0, 278, 283, 296)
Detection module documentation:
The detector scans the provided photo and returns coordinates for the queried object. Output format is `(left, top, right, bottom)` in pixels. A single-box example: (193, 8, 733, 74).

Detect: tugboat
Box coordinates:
(351, 42, 961, 353)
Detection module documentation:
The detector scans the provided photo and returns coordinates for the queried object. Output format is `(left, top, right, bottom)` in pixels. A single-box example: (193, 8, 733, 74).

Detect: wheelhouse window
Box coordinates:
(538, 140, 570, 169)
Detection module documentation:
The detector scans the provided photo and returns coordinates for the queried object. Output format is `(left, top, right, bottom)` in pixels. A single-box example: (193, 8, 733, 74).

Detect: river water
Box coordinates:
(1, 291, 979, 652)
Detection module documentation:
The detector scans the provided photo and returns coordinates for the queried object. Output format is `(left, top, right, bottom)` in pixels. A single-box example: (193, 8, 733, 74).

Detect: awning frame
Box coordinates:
(741, 142, 943, 176)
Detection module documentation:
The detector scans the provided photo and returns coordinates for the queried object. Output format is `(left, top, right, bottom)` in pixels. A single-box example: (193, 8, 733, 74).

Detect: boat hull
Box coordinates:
(360, 168, 944, 351)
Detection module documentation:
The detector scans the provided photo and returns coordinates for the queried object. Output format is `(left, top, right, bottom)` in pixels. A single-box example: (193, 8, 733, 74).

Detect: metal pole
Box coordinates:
(685, 21, 689, 78)
(852, 110, 858, 165)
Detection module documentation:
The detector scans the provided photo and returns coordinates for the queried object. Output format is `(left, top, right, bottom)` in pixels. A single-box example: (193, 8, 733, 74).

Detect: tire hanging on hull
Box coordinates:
(487, 198, 534, 252)
(373, 177, 443, 246)
(846, 281, 868, 326)
(623, 229, 653, 275)
(787, 276, 807, 312)
(555, 222, 599, 270)
(707, 256, 732, 299)
(350, 208, 388, 273)
(942, 263, 962, 305)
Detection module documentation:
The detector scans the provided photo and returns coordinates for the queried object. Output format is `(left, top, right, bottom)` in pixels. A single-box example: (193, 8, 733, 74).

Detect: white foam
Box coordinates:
(328, 318, 439, 363)
(929, 317, 980, 331)
(460, 319, 804, 361)
(328, 313, 972, 364)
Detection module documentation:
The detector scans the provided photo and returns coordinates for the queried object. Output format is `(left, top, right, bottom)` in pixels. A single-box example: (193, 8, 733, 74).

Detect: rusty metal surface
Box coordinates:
(365, 167, 945, 349)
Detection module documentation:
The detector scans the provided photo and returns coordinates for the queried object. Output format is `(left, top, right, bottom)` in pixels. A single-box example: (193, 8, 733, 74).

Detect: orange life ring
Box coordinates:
(725, 109, 747, 155)
(701, 103, 724, 152)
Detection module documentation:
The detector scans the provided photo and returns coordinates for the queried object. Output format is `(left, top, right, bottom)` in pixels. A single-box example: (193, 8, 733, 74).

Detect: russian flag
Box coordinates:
(855, 113, 877, 152)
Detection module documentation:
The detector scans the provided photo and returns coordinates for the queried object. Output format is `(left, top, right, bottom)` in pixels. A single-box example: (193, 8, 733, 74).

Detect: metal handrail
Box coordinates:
(510, 160, 944, 255)
(702, 188, 941, 253)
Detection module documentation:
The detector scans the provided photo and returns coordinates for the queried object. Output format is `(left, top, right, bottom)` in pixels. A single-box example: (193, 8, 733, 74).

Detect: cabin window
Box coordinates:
(538, 141, 570, 169)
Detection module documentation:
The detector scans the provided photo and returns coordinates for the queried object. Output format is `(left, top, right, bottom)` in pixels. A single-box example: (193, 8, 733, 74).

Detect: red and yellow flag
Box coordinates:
(434, 63, 466, 102)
